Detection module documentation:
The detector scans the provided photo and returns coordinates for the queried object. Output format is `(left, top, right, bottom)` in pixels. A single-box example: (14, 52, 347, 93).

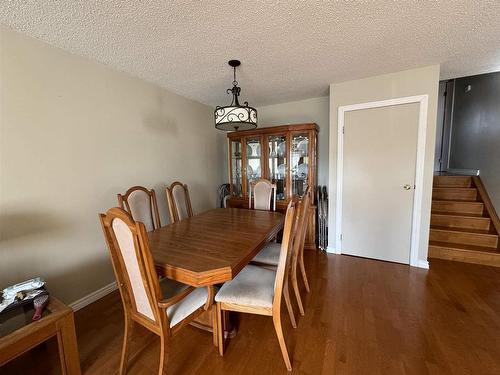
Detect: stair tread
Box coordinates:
(431, 211, 490, 219)
(433, 187, 477, 190)
(430, 226, 498, 236)
(432, 198, 481, 203)
(433, 199, 483, 204)
(429, 241, 500, 254)
(433, 184, 473, 188)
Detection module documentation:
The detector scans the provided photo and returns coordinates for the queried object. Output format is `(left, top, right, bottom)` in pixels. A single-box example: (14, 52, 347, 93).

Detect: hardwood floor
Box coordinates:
(3, 252, 500, 374)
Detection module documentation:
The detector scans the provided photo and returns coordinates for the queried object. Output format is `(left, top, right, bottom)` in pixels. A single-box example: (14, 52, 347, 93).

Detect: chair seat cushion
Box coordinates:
(251, 242, 281, 266)
(215, 265, 276, 308)
(160, 278, 208, 328)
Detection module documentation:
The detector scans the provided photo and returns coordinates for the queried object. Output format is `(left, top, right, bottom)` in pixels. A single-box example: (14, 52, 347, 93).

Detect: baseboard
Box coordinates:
(326, 245, 341, 254)
(417, 260, 430, 269)
(70, 281, 117, 312)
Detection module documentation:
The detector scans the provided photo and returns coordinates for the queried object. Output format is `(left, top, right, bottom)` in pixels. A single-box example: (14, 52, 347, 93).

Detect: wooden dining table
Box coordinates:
(148, 208, 284, 286)
(148, 208, 284, 338)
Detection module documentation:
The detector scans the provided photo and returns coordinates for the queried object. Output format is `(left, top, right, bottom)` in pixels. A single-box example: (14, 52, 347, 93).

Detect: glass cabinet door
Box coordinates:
(291, 133, 310, 197)
(245, 137, 262, 192)
(268, 135, 287, 200)
(230, 139, 243, 197)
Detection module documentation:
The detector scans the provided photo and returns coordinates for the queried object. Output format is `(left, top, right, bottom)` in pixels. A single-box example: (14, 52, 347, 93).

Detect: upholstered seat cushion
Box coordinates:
(251, 242, 281, 266)
(160, 278, 208, 328)
(215, 265, 276, 308)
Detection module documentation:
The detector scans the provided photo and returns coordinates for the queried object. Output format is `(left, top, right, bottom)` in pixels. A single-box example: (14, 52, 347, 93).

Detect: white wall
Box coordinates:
(0, 26, 220, 304)
(328, 66, 440, 266)
(219, 96, 330, 187)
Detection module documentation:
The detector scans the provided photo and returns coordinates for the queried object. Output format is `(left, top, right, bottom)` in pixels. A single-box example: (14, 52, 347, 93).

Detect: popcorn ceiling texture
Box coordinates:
(1, 1, 499, 106)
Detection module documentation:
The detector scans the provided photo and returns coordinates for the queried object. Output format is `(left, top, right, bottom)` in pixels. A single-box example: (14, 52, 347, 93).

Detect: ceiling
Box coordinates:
(1, 1, 500, 107)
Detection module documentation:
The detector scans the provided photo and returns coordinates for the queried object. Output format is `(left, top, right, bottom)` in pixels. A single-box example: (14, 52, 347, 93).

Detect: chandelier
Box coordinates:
(214, 60, 257, 131)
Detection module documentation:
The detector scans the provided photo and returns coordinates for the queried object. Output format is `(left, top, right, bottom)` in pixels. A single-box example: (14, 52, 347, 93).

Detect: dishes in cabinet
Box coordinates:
(294, 163, 308, 178)
(277, 141, 286, 157)
(254, 165, 261, 178)
(297, 138, 309, 156)
(247, 165, 254, 178)
(276, 163, 286, 179)
(246, 143, 261, 157)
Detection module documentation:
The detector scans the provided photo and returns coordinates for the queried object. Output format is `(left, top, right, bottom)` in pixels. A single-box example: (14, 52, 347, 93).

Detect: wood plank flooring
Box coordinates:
(2, 252, 500, 374)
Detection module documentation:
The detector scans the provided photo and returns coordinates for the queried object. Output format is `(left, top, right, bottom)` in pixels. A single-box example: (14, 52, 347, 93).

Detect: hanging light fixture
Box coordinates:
(214, 60, 257, 131)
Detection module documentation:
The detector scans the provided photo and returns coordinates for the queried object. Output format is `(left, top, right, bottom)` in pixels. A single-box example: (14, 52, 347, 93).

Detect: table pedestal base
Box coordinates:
(190, 306, 237, 344)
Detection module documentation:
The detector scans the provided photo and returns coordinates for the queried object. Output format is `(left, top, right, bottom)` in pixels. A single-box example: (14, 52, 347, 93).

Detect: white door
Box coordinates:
(341, 103, 419, 264)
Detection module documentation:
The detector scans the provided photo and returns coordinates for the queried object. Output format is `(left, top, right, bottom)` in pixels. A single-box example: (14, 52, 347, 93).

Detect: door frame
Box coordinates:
(335, 95, 429, 268)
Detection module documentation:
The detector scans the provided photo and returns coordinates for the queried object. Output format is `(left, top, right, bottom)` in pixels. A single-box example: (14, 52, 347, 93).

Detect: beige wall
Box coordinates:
(329, 65, 440, 265)
(219, 96, 330, 187)
(0, 26, 220, 304)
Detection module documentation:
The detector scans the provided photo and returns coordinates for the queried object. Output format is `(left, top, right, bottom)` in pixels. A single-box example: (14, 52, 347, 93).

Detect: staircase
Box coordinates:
(429, 175, 500, 267)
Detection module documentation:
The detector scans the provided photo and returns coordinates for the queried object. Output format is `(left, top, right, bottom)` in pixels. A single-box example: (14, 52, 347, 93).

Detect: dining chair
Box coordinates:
(99, 207, 214, 375)
(166, 181, 193, 223)
(117, 186, 161, 232)
(215, 201, 297, 371)
(251, 187, 311, 316)
(249, 178, 277, 211)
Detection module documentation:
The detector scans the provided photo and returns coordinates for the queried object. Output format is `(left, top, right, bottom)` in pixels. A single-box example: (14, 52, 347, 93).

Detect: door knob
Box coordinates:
(403, 184, 412, 190)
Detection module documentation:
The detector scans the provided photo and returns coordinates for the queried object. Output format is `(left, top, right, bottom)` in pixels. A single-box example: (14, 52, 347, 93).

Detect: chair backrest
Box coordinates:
(117, 186, 161, 232)
(272, 201, 297, 309)
(166, 181, 193, 223)
(291, 187, 311, 268)
(249, 179, 276, 211)
(223, 195, 231, 208)
(99, 207, 166, 332)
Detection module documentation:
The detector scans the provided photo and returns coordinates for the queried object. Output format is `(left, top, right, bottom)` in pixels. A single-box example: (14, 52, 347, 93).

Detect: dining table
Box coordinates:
(148, 207, 284, 341)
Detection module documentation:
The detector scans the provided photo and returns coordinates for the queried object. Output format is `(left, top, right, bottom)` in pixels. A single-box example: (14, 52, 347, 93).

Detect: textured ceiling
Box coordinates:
(1, 1, 500, 107)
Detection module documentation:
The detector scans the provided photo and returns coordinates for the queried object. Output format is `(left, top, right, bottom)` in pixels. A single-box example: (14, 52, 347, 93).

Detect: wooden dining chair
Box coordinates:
(117, 186, 161, 232)
(166, 181, 193, 223)
(215, 202, 297, 371)
(99, 207, 214, 375)
(251, 187, 311, 316)
(249, 178, 277, 211)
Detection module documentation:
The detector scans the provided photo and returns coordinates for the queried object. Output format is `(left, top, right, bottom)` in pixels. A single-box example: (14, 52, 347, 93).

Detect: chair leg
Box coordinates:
(291, 265, 305, 316)
(272, 314, 292, 371)
(158, 334, 169, 375)
(119, 317, 134, 375)
(283, 282, 297, 328)
(217, 303, 225, 356)
(299, 250, 311, 293)
(212, 305, 218, 347)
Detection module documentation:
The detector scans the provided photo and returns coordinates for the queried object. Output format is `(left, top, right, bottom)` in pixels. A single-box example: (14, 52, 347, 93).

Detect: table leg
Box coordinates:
(56, 311, 81, 375)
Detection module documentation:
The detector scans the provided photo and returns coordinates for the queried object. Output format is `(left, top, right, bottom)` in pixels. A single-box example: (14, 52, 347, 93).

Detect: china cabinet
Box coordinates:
(227, 123, 318, 249)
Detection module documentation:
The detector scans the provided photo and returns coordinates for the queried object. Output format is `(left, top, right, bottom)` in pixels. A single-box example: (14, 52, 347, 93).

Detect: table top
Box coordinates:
(0, 297, 70, 344)
(148, 208, 284, 286)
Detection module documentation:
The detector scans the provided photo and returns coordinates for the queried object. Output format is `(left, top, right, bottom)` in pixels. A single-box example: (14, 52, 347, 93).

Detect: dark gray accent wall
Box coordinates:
(449, 71, 500, 212)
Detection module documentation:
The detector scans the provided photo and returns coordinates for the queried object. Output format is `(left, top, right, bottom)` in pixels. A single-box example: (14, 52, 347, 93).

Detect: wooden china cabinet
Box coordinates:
(227, 123, 318, 249)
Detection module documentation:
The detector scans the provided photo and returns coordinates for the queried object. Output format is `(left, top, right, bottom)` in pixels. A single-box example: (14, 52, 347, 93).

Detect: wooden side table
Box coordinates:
(0, 296, 81, 374)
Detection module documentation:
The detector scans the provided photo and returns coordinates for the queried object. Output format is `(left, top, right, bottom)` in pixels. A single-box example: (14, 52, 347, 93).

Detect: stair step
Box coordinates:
(429, 227, 498, 248)
(432, 187, 478, 201)
(431, 213, 491, 230)
(431, 211, 487, 218)
(432, 200, 484, 214)
(429, 241, 500, 267)
(433, 176, 472, 187)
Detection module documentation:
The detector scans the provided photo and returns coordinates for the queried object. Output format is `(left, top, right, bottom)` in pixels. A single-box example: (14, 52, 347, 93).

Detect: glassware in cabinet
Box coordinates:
(230, 139, 243, 197)
(267, 134, 287, 200)
(245, 137, 262, 190)
(291, 133, 309, 197)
